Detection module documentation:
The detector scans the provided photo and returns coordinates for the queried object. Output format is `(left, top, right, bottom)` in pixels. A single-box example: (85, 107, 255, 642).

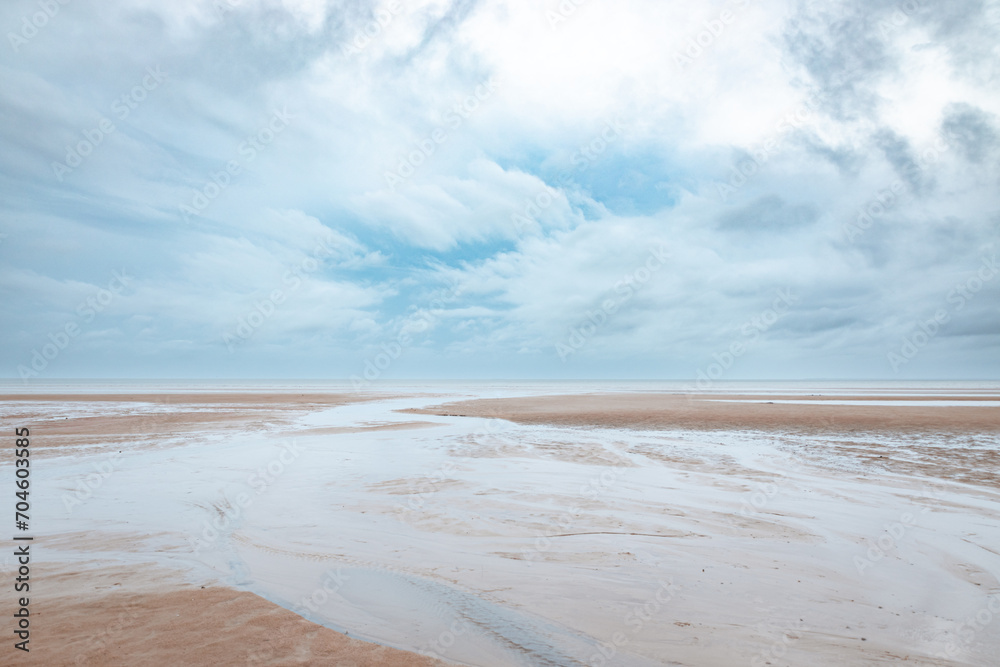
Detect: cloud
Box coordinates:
(1, 0, 998, 379)
(941, 102, 1000, 164)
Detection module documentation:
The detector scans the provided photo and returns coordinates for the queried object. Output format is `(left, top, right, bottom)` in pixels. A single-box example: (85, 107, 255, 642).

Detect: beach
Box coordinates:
(2, 382, 998, 665)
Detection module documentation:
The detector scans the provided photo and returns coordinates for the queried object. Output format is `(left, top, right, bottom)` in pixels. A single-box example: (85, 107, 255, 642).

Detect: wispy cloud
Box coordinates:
(1, 0, 998, 379)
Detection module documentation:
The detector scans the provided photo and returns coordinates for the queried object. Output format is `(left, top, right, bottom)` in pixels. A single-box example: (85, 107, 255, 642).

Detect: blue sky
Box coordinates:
(1, 0, 998, 381)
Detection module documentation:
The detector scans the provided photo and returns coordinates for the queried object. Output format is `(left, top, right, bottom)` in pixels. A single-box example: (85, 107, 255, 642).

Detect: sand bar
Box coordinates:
(404, 392, 1000, 433)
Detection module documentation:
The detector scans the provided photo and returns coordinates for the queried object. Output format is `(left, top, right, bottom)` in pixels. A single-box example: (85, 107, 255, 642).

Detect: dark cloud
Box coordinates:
(872, 129, 925, 192)
(404, 0, 483, 58)
(796, 134, 863, 176)
(914, 0, 999, 84)
(717, 195, 818, 233)
(783, 0, 999, 120)
(941, 103, 1000, 164)
(782, 0, 901, 120)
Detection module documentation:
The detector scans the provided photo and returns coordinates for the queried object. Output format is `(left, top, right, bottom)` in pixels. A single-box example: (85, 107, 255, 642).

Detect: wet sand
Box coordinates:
(2, 388, 998, 665)
(406, 392, 1000, 487)
(32, 561, 447, 666)
(4, 392, 383, 458)
(404, 392, 1000, 433)
(2, 392, 448, 667)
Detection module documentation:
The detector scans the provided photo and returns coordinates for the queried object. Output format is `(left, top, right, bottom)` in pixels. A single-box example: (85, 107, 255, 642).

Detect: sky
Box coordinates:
(1, 0, 998, 382)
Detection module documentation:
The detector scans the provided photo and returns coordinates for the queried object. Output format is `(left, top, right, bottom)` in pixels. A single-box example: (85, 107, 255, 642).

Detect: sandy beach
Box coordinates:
(2, 384, 999, 665)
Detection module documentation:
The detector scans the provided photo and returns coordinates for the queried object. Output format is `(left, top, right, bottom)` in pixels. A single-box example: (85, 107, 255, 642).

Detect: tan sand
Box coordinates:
(31, 561, 447, 667)
(403, 392, 1000, 433)
(2, 392, 381, 458)
(0, 392, 385, 405)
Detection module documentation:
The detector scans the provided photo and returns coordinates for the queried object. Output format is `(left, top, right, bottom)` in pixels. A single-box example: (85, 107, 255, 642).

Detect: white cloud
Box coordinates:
(1, 0, 997, 378)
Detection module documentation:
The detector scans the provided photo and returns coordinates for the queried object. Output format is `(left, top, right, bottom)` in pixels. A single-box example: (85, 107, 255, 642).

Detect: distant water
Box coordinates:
(2, 378, 1000, 396)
